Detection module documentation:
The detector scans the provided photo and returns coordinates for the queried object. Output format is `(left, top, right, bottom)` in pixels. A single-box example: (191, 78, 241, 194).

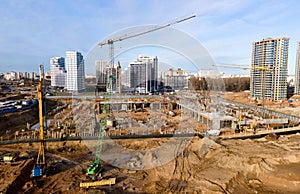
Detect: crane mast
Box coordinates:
(32, 64, 46, 177)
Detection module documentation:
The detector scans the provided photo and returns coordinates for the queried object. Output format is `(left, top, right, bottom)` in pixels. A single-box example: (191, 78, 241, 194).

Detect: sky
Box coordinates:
(0, 0, 300, 75)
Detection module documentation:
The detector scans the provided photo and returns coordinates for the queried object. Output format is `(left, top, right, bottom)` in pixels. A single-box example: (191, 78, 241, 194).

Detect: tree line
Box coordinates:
(189, 76, 250, 92)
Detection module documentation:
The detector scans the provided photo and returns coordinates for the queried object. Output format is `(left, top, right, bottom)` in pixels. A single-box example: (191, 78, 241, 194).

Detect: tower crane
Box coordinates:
(32, 64, 46, 177)
(98, 14, 196, 91)
(81, 15, 196, 188)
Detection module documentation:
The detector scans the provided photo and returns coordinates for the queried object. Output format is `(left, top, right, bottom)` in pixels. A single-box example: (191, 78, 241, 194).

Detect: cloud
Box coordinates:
(0, 0, 299, 75)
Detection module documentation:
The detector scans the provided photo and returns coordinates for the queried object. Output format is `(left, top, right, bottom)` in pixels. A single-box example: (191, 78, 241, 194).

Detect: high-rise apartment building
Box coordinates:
(95, 59, 122, 93)
(294, 42, 300, 94)
(95, 60, 107, 85)
(65, 51, 85, 92)
(50, 57, 66, 88)
(121, 67, 130, 88)
(250, 37, 289, 100)
(129, 55, 158, 93)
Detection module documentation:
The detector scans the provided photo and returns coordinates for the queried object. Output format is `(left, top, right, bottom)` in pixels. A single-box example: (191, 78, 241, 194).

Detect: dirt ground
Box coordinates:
(0, 133, 300, 193)
(0, 99, 60, 137)
(1, 93, 300, 193)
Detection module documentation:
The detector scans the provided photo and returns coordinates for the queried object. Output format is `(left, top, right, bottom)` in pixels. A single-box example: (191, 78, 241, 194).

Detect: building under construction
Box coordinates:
(294, 42, 300, 95)
(250, 37, 289, 100)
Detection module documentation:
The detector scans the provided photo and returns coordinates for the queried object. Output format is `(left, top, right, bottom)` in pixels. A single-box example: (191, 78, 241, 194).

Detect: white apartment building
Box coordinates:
(50, 57, 66, 88)
(65, 51, 85, 92)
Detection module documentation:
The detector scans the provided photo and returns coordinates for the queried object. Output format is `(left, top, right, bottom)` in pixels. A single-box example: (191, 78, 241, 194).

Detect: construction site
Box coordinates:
(0, 125, 300, 193)
(1, 63, 300, 193)
(1, 15, 300, 194)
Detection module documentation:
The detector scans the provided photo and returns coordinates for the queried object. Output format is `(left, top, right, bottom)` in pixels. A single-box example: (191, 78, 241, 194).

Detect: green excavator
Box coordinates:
(86, 75, 112, 181)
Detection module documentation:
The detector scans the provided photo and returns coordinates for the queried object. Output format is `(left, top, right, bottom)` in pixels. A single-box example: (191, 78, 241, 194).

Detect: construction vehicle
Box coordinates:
(83, 75, 112, 184)
(32, 65, 46, 177)
(80, 76, 113, 188)
(248, 118, 258, 133)
(3, 153, 14, 164)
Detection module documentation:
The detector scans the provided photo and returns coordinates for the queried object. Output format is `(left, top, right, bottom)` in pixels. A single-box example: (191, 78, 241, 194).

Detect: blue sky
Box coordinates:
(0, 0, 300, 75)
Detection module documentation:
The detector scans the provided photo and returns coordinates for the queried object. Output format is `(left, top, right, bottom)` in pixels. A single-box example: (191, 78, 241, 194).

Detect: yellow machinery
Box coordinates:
(249, 118, 258, 132)
(3, 155, 14, 163)
(32, 64, 46, 177)
(80, 178, 116, 189)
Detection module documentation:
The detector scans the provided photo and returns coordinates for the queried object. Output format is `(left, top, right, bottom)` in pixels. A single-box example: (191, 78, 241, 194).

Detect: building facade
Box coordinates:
(95, 60, 108, 92)
(162, 68, 189, 90)
(95, 60, 107, 85)
(294, 42, 300, 95)
(65, 51, 85, 92)
(50, 57, 66, 88)
(129, 55, 158, 93)
(250, 37, 289, 100)
(121, 68, 131, 88)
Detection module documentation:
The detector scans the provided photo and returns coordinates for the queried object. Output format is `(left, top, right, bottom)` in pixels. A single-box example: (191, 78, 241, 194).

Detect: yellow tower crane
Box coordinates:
(32, 64, 46, 177)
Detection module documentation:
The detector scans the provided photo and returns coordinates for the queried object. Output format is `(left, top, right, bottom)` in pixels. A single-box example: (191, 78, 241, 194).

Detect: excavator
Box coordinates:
(86, 75, 111, 181)
(245, 118, 258, 133)
(80, 75, 116, 188)
(249, 118, 258, 133)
